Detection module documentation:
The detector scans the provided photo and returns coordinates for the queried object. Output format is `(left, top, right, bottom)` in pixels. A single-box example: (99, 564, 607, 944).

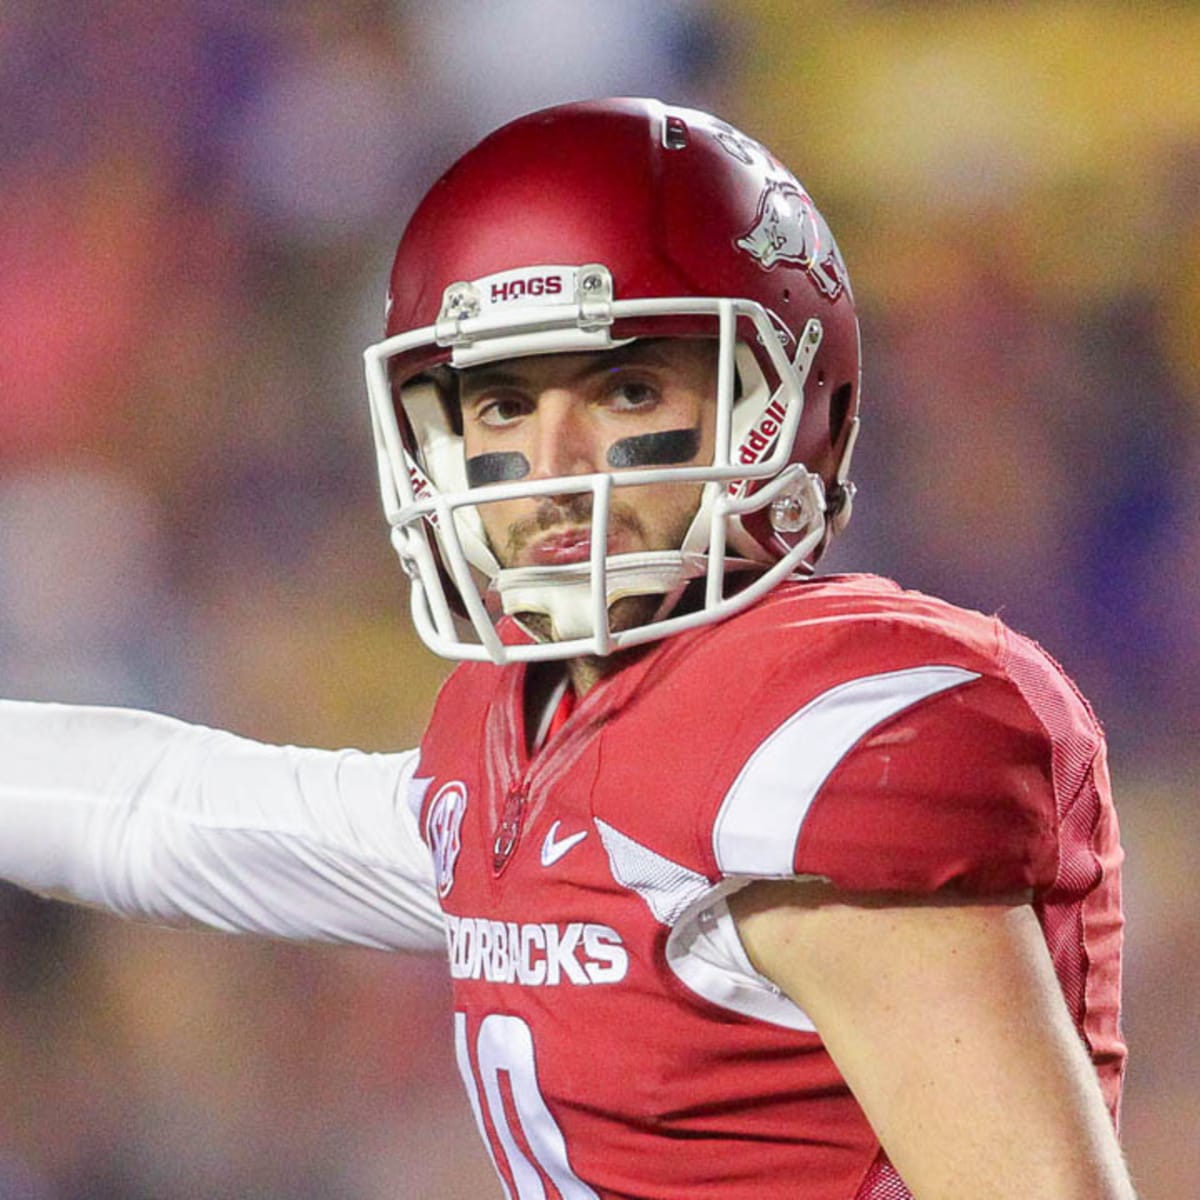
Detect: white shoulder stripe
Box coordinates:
(713, 665, 980, 876)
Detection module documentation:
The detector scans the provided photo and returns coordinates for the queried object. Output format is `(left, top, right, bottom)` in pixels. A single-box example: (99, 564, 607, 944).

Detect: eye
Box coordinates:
(604, 378, 660, 412)
(474, 392, 533, 428)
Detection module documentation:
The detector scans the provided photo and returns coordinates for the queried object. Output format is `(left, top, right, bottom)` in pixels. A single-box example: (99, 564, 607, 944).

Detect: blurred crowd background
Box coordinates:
(0, 2, 1195, 1196)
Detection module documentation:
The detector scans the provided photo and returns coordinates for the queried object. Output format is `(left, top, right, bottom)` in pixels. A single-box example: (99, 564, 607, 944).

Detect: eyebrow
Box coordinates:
(459, 341, 679, 404)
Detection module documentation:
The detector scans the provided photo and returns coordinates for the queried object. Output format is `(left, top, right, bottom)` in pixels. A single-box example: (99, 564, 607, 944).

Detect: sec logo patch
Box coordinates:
(426, 781, 468, 897)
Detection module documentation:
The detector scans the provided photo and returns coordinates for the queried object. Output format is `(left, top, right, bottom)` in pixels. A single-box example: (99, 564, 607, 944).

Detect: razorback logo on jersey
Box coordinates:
(736, 179, 847, 299)
(426, 781, 468, 897)
(446, 914, 628, 986)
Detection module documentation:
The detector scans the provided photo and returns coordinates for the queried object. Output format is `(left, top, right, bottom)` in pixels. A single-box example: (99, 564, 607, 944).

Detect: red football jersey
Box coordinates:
(412, 575, 1125, 1200)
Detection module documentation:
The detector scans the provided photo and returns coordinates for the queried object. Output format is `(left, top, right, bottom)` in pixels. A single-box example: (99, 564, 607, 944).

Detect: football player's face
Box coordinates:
(459, 340, 717, 572)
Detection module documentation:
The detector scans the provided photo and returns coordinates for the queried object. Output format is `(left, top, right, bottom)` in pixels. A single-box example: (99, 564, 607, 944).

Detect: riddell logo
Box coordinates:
(407, 462, 440, 527)
(408, 464, 432, 499)
(490, 275, 564, 304)
(737, 396, 789, 465)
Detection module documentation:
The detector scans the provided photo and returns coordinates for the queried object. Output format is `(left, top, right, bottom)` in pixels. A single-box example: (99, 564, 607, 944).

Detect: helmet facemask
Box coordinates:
(365, 263, 832, 664)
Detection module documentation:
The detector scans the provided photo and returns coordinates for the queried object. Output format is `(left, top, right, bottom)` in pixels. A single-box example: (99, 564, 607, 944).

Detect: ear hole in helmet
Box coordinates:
(829, 382, 853, 444)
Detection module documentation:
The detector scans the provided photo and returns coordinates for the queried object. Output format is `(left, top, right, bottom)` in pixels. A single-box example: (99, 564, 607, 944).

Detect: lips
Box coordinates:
(510, 508, 643, 567)
(527, 528, 594, 565)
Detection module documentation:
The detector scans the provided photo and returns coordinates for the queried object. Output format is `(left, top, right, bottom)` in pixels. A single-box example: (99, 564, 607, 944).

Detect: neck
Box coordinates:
(566, 654, 617, 697)
(524, 646, 640, 704)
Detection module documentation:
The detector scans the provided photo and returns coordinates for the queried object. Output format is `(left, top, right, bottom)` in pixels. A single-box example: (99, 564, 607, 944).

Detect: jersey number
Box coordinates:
(455, 1012, 598, 1199)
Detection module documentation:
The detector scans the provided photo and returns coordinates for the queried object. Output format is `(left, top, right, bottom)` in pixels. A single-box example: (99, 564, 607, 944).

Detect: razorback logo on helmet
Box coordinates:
(736, 179, 847, 300)
(426, 781, 467, 897)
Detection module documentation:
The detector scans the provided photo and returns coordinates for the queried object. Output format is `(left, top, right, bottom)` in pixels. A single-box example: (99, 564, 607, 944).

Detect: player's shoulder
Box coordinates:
(631, 575, 1104, 892)
(579, 574, 1109, 895)
(676, 573, 998, 688)
(662, 572, 1101, 751)
(720, 572, 999, 656)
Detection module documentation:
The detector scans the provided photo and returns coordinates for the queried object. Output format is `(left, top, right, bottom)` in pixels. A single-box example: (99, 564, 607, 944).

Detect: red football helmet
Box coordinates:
(365, 98, 861, 663)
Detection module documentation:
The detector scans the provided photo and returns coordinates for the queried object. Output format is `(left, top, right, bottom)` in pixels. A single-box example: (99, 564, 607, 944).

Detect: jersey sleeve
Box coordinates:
(0, 699, 445, 951)
(712, 661, 1065, 897)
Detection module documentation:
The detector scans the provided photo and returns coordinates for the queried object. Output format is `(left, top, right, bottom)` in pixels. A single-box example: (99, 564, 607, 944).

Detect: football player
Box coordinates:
(0, 99, 1136, 1199)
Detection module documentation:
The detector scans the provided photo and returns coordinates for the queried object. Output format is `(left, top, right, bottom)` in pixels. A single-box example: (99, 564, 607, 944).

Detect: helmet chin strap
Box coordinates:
(491, 550, 710, 643)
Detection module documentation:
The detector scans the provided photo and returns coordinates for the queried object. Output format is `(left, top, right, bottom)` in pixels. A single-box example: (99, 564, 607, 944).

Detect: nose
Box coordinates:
(526, 391, 603, 481)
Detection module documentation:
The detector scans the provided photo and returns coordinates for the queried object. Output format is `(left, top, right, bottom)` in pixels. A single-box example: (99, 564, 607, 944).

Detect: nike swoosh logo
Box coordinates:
(540, 820, 589, 867)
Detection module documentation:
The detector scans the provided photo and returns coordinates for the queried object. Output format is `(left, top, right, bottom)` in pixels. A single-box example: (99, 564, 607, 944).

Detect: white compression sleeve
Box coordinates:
(0, 699, 445, 952)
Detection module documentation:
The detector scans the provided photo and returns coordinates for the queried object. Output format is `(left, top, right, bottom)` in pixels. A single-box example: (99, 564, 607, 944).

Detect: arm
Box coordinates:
(729, 880, 1137, 1200)
(0, 699, 444, 951)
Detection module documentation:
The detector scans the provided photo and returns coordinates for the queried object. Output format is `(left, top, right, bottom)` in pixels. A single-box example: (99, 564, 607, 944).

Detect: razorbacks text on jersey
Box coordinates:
(411, 574, 1125, 1200)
